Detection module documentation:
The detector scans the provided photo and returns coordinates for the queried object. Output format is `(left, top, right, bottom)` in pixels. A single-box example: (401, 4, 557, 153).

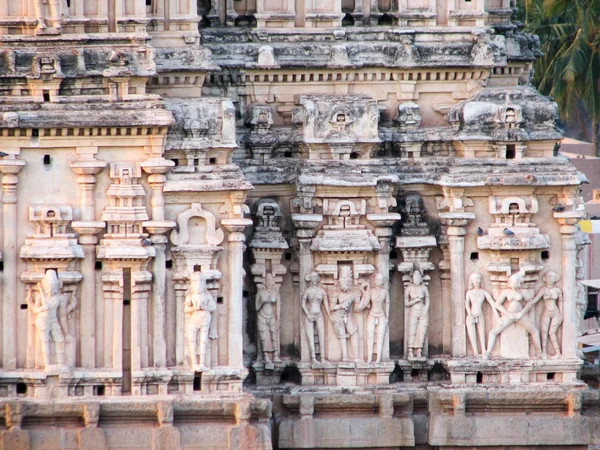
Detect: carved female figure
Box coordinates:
(185, 272, 218, 370)
(28, 270, 67, 368)
(465, 272, 498, 357)
(301, 272, 330, 364)
(485, 272, 543, 358)
(356, 274, 389, 363)
(329, 271, 361, 362)
(405, 270, 429, 359)
(527, 271, 563, 357)
(256, 274, 281, 364)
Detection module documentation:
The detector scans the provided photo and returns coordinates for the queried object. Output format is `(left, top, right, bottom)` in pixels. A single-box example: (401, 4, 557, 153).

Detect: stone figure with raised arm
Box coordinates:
(523, 270, 563, 358)
(302, 271, 330, 364)
(28, 270, 67, 368)
(185, 272, 218, 370)
(329, 267, 363, 362)
(356, 273, 389, 363)
(256, 273, 281, 364)
(405, 270, 429, 359)
(465, 272, 499, 357)
(485, 272, 543, 358)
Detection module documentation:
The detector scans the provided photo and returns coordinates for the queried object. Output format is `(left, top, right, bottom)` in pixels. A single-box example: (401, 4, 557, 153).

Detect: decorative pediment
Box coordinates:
(170, 203, 224, 247)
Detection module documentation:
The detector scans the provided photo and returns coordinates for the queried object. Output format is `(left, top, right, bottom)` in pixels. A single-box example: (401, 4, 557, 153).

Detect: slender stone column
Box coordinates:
(174, 282, 187, 366)
(222, 219, 252, 369)
(438, 242, 452, 354)
(555, 213, 584, 360)
(291, 214, 322, 362)
(0, 160, 25, 370)
(71, 157, 106, 369)
(440, 213, 474, 358)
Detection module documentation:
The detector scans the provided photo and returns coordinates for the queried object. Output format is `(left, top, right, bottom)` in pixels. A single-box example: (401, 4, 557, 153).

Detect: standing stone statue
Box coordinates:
(405, 270, 429, 360)
(301, 271, 330, 364)
(356, 273, 389, 364)
(329, 268, 361, 362)
(465, 272, 499, 357)
(256, 273, 281, 364)
(185, 272, 218, 370)
(28, 270, 67, 368)
(33, 0, 67, 33)
(485, 272, 543, 359)
(527, 270, 564, 358)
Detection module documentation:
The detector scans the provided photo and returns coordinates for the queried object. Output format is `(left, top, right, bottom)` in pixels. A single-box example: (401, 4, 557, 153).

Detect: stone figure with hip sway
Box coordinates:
(356, 273, 389, 363)
(485, 272, 542, 359)
(185, 272, 218, 370)
(465, 272, 499, 357)
(524, 270, 563, 358)
(329, 270, 364, 362)
(28, 270, 68, 368)
(302, 271, 330, 364)
(256, 273, 281, 364)
(405, 270, 429, 359)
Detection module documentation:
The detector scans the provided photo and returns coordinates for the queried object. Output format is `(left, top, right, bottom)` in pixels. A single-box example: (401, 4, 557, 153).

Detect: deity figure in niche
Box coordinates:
(405, 270, 429, 359)
(301, 272, 330, 364)
(356, 273, 389, 363)
(525, 271, 563, 358)
(28, 270, 68, 368)
(185, 272, 218, 370)
(329, 267, 366, 362)
(465, 272, 499, 357)
(256, 274, 281, 364)
(485, 272, 542, 359)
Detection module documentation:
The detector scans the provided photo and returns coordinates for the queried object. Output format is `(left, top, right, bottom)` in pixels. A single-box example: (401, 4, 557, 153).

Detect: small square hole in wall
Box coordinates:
(93, 385, 105, 396)
(506, 144, 516, 159)
(172, 159, 179, 167)
(209, 157, 217, 165)
(242, 290, 249, 298)
(20, 304, 28, 310)
(165, 260, 173, 269)
(43, 155, 51, 165)
(95, 261, 103, 271)
(285, 252, 292, 261)
(193, 372, 202, 391)
(390, 250, 398, 259)
(42, 90, 50, 102)
(284, 151, 292, 158)
(470, 252, 479, 261)
(16, 383, 27, 395)
(0, 261, 4, 271)
(193, 265, 201, 272)
(541, 251, 550, 260)
(217, 297, 224, 304)
(476, 372, 483, 384)
(547, 372, 555, 381)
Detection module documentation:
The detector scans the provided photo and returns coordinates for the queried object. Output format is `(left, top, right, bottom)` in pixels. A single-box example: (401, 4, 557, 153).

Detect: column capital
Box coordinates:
(69, 159, 106, 176)
(222, 218, 253, 240)
(0, 159, 25, 176)
(554, 211, 585, 231)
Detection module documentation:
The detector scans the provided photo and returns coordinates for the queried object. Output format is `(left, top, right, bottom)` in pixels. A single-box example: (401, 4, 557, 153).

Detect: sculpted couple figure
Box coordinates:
(466, 271, 562, 359)
(302, 271, 390, 364)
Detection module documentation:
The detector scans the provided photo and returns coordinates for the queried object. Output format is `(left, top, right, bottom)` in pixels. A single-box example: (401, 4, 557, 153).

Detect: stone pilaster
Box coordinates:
(440, 212, 475, 358)
(0, 159, 25, 370)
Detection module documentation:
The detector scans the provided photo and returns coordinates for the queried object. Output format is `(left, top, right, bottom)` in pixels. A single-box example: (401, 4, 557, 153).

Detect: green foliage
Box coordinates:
(525, 0, 600, 151)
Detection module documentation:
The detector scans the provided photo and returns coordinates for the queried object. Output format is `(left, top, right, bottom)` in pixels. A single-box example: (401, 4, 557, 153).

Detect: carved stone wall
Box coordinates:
(0, 1, 597, 449)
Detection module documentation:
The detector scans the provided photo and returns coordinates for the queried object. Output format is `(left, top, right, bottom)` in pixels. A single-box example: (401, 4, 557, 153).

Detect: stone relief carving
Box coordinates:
(485, 272, 542, 359)
(575, 258, 587, 321)
(355, 273, 389, 364)
(405, 270, 429, 360)
(465, 272, 499, 357)
(301, 271, 330, 364)
(34, 0, 67, 34)
(170, 203, 225, 248)
(396, 102, 422, 130)
(328, 266, 363, 362)
(256, 274, 281, 364)
(27, 270, 70, 369)
(528, 271, 563, 358)
(185, 272, 218, 370)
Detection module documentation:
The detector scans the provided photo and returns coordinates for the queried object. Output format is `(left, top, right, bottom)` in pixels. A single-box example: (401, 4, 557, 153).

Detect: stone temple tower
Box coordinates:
(0, 0, 596, 449)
